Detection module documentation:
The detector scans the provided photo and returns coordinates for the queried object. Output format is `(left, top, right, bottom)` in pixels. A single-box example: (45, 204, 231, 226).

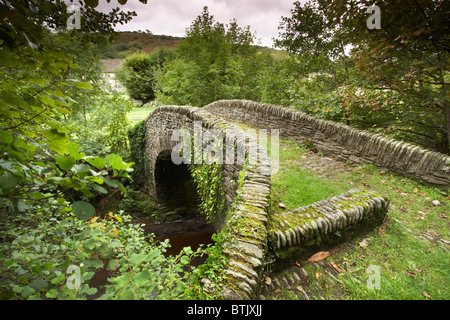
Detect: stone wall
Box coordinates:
(205, 100, 450, 189)
(267, 189, 389, 270)
(143, 106, 272, 299)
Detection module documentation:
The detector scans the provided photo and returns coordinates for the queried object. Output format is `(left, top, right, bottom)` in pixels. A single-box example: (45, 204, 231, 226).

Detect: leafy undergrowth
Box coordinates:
(266, 138, 449, 300)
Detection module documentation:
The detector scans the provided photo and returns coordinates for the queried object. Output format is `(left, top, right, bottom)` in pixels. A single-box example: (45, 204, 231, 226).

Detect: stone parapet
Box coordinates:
(206, 100, 449, 189)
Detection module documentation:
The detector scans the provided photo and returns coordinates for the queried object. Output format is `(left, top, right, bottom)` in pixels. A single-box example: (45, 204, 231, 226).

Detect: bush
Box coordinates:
(0, 207, 203, 300)
(116, 52, 156, 103)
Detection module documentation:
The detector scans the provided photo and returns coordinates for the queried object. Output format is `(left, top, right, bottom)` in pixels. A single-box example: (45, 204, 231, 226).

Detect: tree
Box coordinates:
(116, 51, 155, 102)
(116, 48, 176, 103)
(155, 6, 265, 107)
(275, 0, 354, 124)
(276, 0, 450, 153)
(347, 0, 449, 153)
(276, 0, 353, 88)
(0, 0, 147, 211)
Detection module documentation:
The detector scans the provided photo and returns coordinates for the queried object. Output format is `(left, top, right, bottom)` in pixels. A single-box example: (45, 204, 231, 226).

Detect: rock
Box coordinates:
(279, 203, 286, 209)
(431, 200, 441, 207)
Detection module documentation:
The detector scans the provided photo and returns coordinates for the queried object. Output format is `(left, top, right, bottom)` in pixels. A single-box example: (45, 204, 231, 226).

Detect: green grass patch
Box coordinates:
(270, 139, 350, 211)
(329, 163, 449, 300)
(127, 104, 155, 125)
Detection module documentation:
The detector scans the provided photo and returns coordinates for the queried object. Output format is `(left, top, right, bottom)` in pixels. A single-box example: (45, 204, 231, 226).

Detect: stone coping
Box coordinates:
(268, 189, 389, 269)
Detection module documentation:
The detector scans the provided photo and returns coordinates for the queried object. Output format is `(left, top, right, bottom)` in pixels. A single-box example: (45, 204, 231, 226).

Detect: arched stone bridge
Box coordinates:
(133, 100, 449, 300)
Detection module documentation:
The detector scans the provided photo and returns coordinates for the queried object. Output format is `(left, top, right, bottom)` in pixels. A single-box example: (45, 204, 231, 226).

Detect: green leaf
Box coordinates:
(67, 142, 85, 161)
(180, 255, 190, 265)
(25, 77, 47, 87)
(148, 248, 162, 261)
(132, 270, 151, 286)
(86, 156, 106, 169)
(83, 238, 97, 250)
(92, 184, 108, 195)
(21, 286, 35, 299)
(0, 172, 22, 189)
(112, 272, 132, 288)
(0, 131, 14, 144)
(71, 201, 95, 221)
(43, 129, 69, 155)
(85, 287, 98, 295)
(46, 288, 59, 299)
(100, 176, 118, 188)
(128, 252, 147, 268)
(118, 289, 134, 300)
(107, 259, 120, 271)
(0, 47, 18, 67)
(105, 154, 126, 170)
(176, 280, 187, 293)
(75, 81, 92, 90)
(56, 156, 76, 171)
(29, 279, 49, 291)
(72, 164, 90, 173)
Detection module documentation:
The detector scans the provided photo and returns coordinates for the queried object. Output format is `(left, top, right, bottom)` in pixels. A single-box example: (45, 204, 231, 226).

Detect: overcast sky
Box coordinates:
(97, 0, 303, 48)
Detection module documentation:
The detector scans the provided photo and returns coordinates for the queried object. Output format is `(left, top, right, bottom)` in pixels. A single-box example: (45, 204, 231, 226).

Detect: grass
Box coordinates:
(127, 104, 155, 125)
(271, 139, 351, 210)
(266, 136, 449, 300)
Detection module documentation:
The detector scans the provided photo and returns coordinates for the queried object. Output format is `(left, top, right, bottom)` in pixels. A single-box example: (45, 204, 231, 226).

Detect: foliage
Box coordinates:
(154, 6, 270, 107)
(0, 0, 209, 301)
(116, 51, 156, 103)
(119, 187, 158, 219)
(340, 0, 449, 153)
(127, 120, 150, 190)
(189, 163, 226, 225)
(116, 48, 177, 103)
(0, 205, 206, 300)
(275, 0, 449, 153)
(275, 0, 353, 88)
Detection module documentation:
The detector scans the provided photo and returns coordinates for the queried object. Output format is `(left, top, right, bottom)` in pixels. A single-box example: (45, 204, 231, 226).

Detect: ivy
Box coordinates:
(189, 163, 226, 225)
(127, 120, 150, 189)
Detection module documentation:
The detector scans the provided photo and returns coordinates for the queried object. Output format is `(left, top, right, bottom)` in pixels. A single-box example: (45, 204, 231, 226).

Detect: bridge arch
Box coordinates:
(153, 149, 200, 214)
(139, 105, 272, 299)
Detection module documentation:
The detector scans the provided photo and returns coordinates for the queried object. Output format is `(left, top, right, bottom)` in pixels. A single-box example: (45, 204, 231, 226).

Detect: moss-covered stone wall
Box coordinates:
(206, 100, 450, 189)
(267, 189, 389, 270)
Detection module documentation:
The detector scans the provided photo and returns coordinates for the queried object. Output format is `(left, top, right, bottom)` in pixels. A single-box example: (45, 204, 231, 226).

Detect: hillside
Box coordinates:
(114, 31, 181, 53)
(107, 31, 289, 60)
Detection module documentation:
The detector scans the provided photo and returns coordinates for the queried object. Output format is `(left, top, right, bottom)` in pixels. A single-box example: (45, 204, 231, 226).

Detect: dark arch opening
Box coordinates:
(152, 150, 215, 262)
(154, 150, 200, 216)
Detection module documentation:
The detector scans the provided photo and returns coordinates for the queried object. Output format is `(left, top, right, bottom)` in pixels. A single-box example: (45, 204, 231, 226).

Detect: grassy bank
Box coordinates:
(267, 137, 449, 300)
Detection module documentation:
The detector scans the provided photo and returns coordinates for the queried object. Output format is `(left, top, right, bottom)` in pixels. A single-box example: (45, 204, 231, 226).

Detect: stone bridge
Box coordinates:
(132, 100, 449, 300)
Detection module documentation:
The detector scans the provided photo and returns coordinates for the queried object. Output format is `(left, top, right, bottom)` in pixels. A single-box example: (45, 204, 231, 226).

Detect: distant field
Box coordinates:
(127, 105, 155, 125)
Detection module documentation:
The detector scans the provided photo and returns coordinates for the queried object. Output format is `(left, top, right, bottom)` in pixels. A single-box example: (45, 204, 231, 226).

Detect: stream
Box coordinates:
(140, 214, 216, 260)
(88, 214, 216, 299)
